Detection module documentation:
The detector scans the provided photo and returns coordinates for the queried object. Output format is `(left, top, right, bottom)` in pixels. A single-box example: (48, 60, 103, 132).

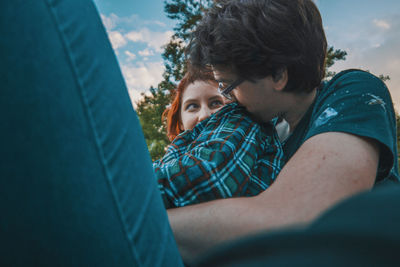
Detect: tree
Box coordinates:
(325, 46, 347, 78)
(135, 86, 171, 160)
(162, 0, 213, 85)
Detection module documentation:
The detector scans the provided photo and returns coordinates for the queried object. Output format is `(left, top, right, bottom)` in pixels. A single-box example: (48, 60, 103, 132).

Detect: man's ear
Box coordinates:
(273, 68, 288, 92)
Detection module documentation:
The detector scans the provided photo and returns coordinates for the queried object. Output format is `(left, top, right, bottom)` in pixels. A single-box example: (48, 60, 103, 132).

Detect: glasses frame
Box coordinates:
(218, 78, 244, 100)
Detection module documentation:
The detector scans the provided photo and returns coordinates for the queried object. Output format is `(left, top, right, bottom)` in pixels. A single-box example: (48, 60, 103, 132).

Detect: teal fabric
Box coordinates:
(283, 69, 399, 184)
(0, 0, 183, 266)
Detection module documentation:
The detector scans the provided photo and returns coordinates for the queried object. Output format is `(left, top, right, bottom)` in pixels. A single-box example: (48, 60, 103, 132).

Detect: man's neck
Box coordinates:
(283, 89, 317, 132)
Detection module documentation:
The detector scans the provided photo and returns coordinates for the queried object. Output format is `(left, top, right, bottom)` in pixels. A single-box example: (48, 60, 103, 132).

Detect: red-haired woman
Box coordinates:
(162, 71, 226, 141)
(153, 71, 284, 209)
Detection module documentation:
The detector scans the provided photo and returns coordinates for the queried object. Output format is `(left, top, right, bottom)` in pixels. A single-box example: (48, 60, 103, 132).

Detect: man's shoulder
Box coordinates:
(317, 69, 392, 110)
(324, 69, 386, 93)
(329, 68, 380, 82)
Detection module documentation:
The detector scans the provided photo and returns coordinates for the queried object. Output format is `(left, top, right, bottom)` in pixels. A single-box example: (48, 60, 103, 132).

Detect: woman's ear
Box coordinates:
(273, 68, 288, 92)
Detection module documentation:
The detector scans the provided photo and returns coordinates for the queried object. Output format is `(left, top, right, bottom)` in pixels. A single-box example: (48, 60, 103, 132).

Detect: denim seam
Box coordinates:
(44, 0, 140, 265)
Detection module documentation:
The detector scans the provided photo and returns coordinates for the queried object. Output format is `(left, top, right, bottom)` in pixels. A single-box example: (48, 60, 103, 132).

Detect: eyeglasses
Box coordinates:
(218, 78, 244, 100)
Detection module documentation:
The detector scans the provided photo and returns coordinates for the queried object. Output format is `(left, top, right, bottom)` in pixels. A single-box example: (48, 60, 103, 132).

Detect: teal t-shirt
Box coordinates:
(283, 69, 399, 184)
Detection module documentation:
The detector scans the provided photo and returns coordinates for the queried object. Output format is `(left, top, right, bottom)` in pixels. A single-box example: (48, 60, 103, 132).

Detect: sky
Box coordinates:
(93, 0, 400, 111)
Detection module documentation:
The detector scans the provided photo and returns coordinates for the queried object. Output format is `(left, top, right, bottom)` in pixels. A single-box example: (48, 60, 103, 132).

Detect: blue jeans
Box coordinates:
(0, 0, 183, 266)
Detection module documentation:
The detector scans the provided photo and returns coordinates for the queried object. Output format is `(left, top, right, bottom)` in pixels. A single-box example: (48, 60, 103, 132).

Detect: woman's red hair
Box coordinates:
(163, 70, 216, 141)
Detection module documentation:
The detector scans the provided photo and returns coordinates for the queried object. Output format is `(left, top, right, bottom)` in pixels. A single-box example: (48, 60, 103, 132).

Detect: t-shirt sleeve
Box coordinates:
(305, 70, 398, 182)
(153, 104, 284, 209)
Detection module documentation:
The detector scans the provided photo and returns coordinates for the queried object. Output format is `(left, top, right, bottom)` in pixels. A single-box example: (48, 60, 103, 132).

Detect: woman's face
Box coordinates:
(180, 80, 225, 131)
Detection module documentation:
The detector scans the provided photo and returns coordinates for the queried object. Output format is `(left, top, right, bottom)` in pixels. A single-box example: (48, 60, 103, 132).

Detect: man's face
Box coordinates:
(213, 68, 284, 123)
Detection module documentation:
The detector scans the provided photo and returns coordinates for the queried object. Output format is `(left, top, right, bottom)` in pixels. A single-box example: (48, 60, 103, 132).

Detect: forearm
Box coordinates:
(168, 181, 371, 264)
(167, 192, 309, 263)
(167, 197, 259, 262)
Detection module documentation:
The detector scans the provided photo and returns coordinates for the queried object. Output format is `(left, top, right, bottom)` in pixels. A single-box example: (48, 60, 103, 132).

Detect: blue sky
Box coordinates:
(93, 0, 400, 110)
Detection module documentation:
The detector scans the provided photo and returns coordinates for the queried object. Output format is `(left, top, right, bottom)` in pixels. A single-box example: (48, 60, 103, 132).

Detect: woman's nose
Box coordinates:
(198, 107, 212, 122)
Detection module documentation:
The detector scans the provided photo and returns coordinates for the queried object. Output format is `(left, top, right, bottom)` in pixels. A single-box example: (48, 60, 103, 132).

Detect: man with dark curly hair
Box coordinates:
(167, 0, 399, 261)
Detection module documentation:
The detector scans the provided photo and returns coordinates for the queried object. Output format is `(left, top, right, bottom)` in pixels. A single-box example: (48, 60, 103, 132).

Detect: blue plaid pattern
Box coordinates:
(153, 103, 284, 209)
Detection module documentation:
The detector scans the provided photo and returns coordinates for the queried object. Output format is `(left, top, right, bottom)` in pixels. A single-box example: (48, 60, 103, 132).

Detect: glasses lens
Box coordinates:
(218, 82, 232, 100)
(223, 92, 233, 100)
(218, 82, 225, 93)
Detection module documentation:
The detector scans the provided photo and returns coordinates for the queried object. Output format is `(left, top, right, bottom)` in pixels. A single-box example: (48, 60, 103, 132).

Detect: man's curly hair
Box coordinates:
(187, 0, 327, 93)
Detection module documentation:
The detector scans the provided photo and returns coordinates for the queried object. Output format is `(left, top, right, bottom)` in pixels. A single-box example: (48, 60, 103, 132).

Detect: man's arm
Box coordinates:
(168, 132, 379, 263)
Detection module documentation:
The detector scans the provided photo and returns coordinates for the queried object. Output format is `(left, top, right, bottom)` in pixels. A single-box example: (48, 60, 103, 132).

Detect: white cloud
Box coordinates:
(373, 19, 391, 30)
(98, 13, 173, 107)
(100, 13, 141, 30)
(152, 21, 167, 27)
(108, 30, 127, 49)
(120, 61, 165, 101)
(100, 12, 169, 32)
(121, 61, 165, 106)
(124, 31, 142, 42)
(124, 50, 136, 61)
(100, 13, 128, 50)
(138, 48, 154, 57)
(125, 28, 174, 52)
(100, 13, 118, 30)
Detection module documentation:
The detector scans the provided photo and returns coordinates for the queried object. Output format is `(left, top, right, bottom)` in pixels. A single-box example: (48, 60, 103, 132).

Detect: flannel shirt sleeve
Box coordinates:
(153, 103, 284, 209)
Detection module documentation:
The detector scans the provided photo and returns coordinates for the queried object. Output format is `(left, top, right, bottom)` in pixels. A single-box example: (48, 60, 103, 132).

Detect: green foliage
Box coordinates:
(325, 46, 347, 78)
(135, 86, 171, 160)
(162, 0, 213, 86)
(164, 0, 213, 40)
(162, 35, 186, 87)
(378, 74, 391, 82)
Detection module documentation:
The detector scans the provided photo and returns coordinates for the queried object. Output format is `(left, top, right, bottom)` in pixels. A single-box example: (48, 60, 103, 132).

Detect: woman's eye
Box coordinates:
(186, 103, 198, 111)
(210, 99, 223, 108)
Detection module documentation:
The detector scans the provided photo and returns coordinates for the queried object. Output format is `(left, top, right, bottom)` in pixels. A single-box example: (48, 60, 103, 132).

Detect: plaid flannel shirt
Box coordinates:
(153, 103, 284, 209)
